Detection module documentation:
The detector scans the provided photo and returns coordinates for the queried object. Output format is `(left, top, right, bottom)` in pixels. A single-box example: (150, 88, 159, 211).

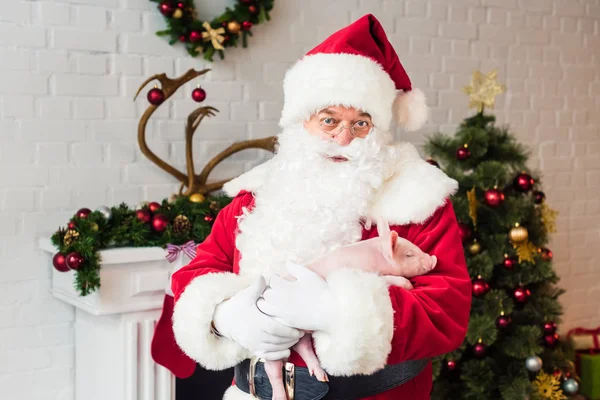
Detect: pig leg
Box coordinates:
(383, 275, 413, 290)
(293, 334, 328, 382)
(264, 360, 288, 400)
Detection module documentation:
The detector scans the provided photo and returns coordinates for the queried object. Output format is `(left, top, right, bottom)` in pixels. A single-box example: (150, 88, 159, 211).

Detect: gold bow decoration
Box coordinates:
(201, 21, 226, 50)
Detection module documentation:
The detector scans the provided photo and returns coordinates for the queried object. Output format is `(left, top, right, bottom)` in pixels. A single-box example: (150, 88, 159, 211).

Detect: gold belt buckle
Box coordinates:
(247, 358, 295, 400)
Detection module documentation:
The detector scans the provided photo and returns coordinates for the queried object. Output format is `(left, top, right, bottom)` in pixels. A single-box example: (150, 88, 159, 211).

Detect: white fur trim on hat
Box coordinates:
(393, 88, 429, 131)
(279, 53, 398, 131)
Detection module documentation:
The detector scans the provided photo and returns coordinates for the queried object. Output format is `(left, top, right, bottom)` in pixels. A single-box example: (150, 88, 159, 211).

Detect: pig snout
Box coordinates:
(421, 254, 437, 273)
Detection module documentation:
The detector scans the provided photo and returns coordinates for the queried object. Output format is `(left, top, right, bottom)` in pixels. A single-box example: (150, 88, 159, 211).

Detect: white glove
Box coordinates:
(212, 276, 303, 361)
(257, 262, 336, 333)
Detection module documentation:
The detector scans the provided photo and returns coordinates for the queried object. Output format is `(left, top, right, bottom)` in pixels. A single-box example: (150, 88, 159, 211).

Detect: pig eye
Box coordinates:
(405, 252, 414, 258)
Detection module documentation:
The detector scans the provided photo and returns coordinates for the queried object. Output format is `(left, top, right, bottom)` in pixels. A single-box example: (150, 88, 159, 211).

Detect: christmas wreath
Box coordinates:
(50, 194, 232, 296)
(151, 0, 275, 61)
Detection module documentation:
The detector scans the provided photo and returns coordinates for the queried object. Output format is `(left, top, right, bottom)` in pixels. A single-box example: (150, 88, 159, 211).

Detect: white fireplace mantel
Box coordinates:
(39, 238, 183, 400)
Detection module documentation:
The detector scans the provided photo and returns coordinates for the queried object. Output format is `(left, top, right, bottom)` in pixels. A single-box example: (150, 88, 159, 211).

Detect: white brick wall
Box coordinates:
(1, 0, 599, 398)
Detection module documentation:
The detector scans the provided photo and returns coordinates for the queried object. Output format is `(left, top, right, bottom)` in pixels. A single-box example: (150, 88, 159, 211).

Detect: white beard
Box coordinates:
(235, 125, 396, 279)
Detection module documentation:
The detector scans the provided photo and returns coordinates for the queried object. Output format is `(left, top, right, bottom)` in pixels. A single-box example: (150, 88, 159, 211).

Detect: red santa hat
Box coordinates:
(280, 14, 428, 132)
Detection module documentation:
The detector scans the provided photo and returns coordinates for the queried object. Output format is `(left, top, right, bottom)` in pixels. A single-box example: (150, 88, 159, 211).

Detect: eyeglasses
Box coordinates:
(319, 117, 373, 139)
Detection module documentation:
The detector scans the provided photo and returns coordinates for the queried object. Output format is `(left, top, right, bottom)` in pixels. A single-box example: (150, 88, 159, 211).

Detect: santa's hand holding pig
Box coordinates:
(168, 14, 472, 400)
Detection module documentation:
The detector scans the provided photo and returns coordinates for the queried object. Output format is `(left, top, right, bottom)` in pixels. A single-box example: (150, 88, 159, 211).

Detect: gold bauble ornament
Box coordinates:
(509, 223, 529, 244)
(172, 9, 183, 19)
(468, 240, 481, 255)
(90, 223, 99, 232)
(189, 193, 205, 203)
(227, 21, 241, 34)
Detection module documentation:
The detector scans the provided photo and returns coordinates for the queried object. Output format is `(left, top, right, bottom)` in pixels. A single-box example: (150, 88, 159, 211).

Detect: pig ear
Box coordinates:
(376, 217, 391, 238)
(387, 231, 399, 260)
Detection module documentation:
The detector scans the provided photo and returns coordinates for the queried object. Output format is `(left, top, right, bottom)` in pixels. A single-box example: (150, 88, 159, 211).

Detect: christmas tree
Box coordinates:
(426, 70, 579, 399)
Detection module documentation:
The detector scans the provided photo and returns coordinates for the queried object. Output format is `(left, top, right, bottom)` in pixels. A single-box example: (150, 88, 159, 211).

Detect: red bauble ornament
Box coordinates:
(514, 172, 534, 192)
(484, 188, 505, 207)
(53, 253, 69, 272)
(473, 342, 487, 358)
(240, 0, 253, 4)
(513, 286, 531, 303)
(223, 34, 231, 43)
(553, 369, 562, 378)
(472, 278, 490, 297)
(158, 2, 175, 17)
(458, 223, 472, 242)
(204, 215, 214, 222)
(148, 202, 161, 213)
(151, 214, 169, 232)
(65, 252, 84, 271)
(192, 87, 207, 102)
(68, 221, 76, 230)
(503, 255, 516, 269)
(544, 333, 559, 348)
(533, 191, 545, 204)
(248, 5, 258, 14)
(189, 30, 202, 42)
(456, 145, 471, 160)
(543, 321, 557, 334)
(136, 209, 152, 224)
(539, 247, 553, 261)
(426, 159, 440, 168)
(242, 21, 253, 30)
(446, 360, 457, 371)
(177, 1, 184, 8)
(496, 314, 512, 330)
(179, 35, 186, 42)
(147, 87, 165, 106)
(76, 208, 91, 219)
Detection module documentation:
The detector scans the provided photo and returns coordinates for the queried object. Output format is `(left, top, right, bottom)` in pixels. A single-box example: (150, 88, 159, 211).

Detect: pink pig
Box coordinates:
(263, 218, 437, 400)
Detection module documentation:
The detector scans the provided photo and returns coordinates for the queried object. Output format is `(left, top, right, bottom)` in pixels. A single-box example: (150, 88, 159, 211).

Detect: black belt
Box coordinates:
(234, 357, 428, 400)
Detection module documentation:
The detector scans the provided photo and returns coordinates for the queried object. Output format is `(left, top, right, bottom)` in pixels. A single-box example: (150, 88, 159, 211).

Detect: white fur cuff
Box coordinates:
(223, 386, 252, 400)
(172, 272, 253, 371)
(312, 269, 394, 376)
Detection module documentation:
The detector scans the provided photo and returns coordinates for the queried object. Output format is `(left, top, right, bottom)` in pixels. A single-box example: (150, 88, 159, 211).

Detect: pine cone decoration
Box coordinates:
(210, 201, 219, 211)
(63, 229, 80, 246)
(173, 215, 191, 235)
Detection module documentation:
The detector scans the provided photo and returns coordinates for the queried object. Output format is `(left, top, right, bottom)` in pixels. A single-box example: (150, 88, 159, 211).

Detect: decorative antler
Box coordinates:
(134, 69, 277, 196)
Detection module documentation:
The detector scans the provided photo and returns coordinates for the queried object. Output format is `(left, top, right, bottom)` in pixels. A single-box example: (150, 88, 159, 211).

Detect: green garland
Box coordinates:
(151, 0, 275, 61)
(51, 194, 232, 296)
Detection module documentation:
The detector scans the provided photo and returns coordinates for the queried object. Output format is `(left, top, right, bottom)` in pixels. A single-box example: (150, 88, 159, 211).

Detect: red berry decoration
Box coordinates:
(503, 254, 516, 269)
(158, 1, 175, 17)
(136, 209, 152, 224)
(426, 159, 440, 168)
(248, 5, 258, 14)
(240, 0, 252, 4)
(472, 277, 490, 297)
(514, 172, 534, 192)
(65, 252, 85, 271)
(177, 1, 184, 8)
(543, 321, 557, 334)
(68, 221, 76, 230)
(204, 215, 214, 222)
(458, 223, 472, 242)
(179, 35, 186, 42)
(484, 187, 505, 208)
(76, 208, 91, 219)
(473, 341, 487, 358)
(189, 30, 202, 43)
(242, 21, 253, 30)
(533, 191, 545, 204)
(553, 369, 562, 378)
(496, 314, 512, 330)
(544, 333, 559, 348)
(147, 87, 165, 106)
(539, 247, 553, 261)
(53, 253, 69, 272)
(456, 144, 471, 160)
(192, 87, 207, 102)
(513, 286, 531, 303)
(148, 202, 161, 213)
(446, 360, 457, 371)
(151, 214, 169, 232)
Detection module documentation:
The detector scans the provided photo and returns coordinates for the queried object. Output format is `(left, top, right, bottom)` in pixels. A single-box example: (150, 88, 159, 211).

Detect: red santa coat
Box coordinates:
(171, 143, 472, 399)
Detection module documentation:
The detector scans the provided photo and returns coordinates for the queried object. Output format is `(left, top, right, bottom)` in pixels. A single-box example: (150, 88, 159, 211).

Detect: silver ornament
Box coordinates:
(525, 356, 542, 372)
(561, 378, 579, 395)
(96, 206, 112, 220)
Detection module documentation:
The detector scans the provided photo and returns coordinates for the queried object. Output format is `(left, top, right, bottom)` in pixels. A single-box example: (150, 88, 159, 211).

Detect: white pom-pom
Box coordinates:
(393, 88, 429, 132)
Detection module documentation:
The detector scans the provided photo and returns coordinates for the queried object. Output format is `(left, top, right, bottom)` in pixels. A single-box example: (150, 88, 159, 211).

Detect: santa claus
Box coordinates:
(168, 14, 472, 400)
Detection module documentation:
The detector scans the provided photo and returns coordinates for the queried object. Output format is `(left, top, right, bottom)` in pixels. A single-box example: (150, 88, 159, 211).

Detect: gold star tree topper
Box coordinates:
(462, 70, 506, 112)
